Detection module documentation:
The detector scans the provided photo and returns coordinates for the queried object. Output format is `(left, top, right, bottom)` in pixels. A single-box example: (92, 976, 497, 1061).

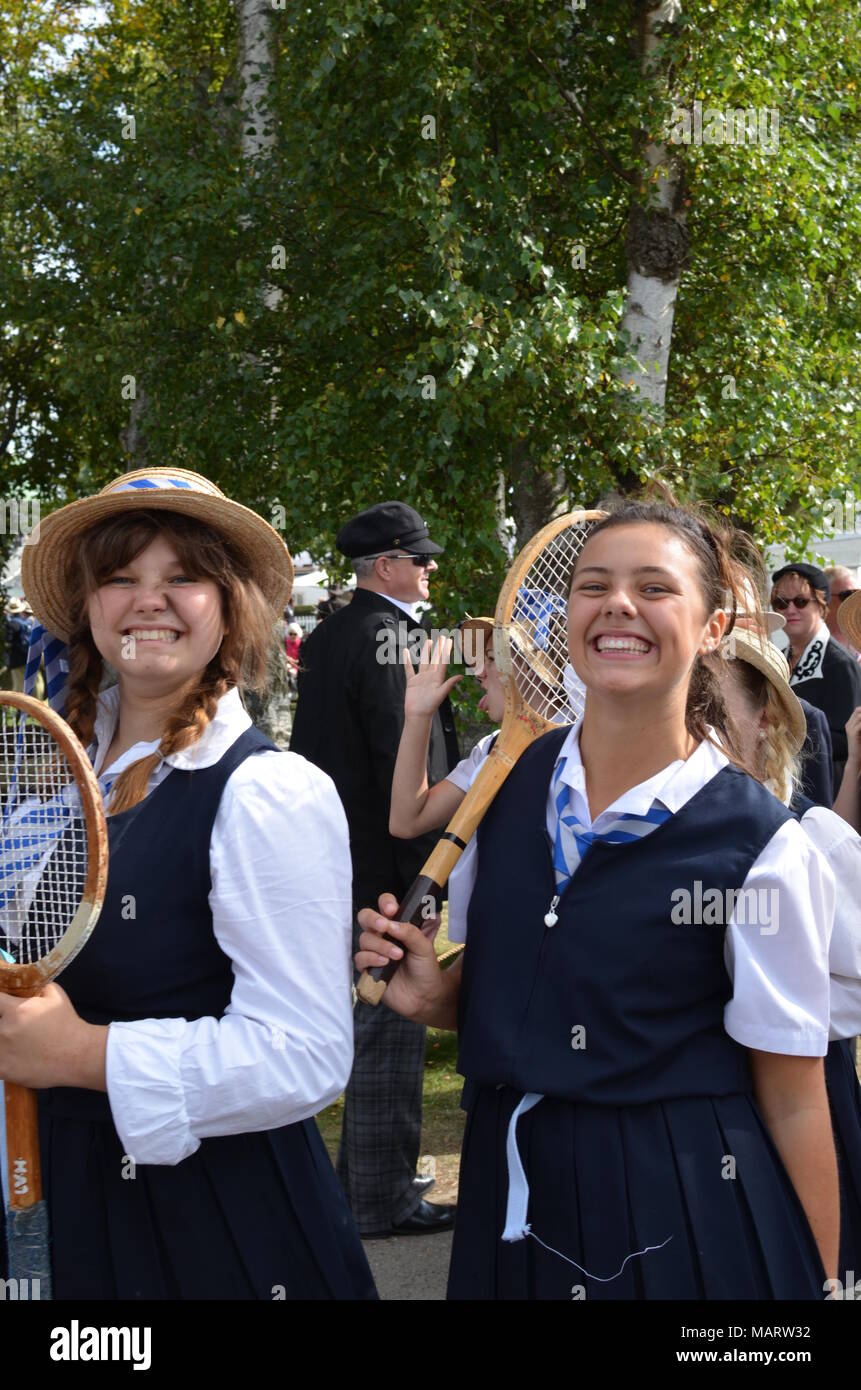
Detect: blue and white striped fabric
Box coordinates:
(2, 625, 114, 949)
(0, 766, 113, 948)
(514, 588, 567, 651)
(24, 622, 69, 714)
(551, 757, 672, 892)
(111, 475, 195, 492)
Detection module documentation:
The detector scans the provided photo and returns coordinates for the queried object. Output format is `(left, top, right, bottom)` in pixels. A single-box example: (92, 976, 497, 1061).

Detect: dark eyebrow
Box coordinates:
(575, 566, 677, 578)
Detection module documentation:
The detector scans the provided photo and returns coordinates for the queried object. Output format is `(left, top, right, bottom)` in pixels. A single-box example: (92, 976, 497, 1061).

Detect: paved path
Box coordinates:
(362, 1231, 453, 1300)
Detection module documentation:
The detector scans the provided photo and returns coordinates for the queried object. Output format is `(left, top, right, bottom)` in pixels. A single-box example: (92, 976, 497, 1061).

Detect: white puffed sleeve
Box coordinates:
(800, 806, 861, 1040)
(723, 818, 834, 1056)
(445, 737, 495, 941)
(106, 751, 354, 1164)
(446, 734, 496, 793)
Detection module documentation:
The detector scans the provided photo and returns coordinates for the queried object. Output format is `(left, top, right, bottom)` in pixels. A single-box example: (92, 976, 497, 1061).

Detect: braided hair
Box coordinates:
(65, 510, 273, 814)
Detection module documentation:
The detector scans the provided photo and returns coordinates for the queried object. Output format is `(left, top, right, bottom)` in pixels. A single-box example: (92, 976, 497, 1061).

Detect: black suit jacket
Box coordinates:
(797, 698, 833, 807)
(290, 590, 459, 904)
(791, 638, 861, 792)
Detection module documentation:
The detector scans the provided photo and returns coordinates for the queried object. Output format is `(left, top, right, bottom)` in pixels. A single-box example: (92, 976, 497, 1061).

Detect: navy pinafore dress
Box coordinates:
(449, 729, 826, 1300)
(793, 792, 861, 1278)
(33, 727, 376, 1300)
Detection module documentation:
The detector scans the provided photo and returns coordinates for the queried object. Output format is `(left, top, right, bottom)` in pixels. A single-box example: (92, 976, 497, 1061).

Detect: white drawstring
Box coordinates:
(500, 1090, 673, 1282)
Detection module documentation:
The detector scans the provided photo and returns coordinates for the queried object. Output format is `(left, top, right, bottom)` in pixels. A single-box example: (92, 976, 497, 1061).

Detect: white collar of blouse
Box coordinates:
(91, 684, 252, 778)
(788, 621, 830, 685)
(554, 717, 729, 820)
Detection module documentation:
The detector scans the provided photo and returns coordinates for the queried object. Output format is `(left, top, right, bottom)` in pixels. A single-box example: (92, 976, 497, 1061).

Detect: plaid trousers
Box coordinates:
(336, 908, 428, 1234)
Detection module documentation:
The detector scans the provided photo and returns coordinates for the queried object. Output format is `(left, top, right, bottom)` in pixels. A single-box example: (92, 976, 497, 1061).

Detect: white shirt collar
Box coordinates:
(553, 717, 728, 827)
(380, 594, 419, 621)
(92, 685, 252, 778)
(788, 621, 830, 685)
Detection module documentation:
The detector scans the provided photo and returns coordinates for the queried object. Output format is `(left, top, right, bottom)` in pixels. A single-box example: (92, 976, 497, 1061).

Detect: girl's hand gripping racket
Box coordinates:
(0, 693, 108, 1297)
(356, 509, 606, 1006)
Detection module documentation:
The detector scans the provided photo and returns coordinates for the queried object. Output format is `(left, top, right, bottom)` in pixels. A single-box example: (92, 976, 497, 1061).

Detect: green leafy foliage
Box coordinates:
(1, 0, 859, 623)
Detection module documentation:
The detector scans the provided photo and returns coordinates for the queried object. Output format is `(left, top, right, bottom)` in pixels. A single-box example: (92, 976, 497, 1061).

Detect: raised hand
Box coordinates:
(402, 634, 462, 719)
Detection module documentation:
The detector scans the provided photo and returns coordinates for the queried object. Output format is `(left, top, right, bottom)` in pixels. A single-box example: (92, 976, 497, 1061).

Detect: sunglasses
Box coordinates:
(837, 589, 857, 603)
(772, 595, 815, 611)
(365, 551, 436, 568)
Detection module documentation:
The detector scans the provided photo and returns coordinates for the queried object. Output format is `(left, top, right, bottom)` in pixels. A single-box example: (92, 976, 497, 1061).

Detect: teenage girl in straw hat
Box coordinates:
(0, 468, 376, 1300)
(358, 498, 837, 1299)
(713, 623, 861, 1286)
(834, 591, 861, 833)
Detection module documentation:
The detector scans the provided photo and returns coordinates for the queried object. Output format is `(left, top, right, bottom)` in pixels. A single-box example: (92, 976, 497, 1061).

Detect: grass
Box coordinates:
(316, 908, 466, 1201)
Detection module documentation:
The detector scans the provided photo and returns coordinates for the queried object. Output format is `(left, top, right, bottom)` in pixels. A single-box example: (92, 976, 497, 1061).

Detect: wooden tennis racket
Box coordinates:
(356, 509, 606, 1005)
(0, 693, 108, 1297)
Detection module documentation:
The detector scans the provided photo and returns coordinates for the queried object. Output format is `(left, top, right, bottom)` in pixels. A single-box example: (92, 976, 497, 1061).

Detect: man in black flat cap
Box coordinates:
(291, 501, 459, 1238)
(772, 562, 861, 792)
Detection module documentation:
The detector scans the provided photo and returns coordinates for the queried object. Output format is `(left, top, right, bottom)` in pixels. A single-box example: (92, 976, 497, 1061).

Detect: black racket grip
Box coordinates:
(355, 874, 443, 1006)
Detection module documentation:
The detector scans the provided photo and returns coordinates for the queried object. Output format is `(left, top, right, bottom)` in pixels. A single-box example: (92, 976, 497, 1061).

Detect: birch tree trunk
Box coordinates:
(617, 0, 688, 417)
(507, 443, 570, 547)
(235, 0, 292, 743)
(237, 0, 281, 311)
(119, 384, 148, 470)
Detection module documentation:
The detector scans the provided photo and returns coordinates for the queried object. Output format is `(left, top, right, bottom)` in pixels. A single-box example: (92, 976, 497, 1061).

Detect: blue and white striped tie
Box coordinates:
(24, 622, 69, 714)
(551, 757, 671, 894)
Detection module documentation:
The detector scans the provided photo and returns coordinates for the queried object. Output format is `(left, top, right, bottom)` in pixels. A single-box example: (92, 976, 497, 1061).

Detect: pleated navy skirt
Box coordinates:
(826, 1038, 861, 1278)
(447, 1085, 825, 1300)
(36, 1091, 377, 1301)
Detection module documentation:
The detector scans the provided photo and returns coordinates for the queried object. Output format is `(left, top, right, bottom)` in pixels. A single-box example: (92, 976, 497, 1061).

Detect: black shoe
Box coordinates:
(391, 1200, 456, 1237)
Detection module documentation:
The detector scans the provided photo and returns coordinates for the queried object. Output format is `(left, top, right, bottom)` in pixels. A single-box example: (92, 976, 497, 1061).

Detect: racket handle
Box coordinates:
(356, 874, 442, 1006)
(4, 1082, 43, 1209)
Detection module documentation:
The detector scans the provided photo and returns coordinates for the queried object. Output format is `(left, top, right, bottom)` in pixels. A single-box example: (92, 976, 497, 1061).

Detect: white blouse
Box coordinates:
(797, 805, 861, 1040)
(92, 685, 354, 1165)
(446, 735, 497, 946)
(445, 721, 836, 1057)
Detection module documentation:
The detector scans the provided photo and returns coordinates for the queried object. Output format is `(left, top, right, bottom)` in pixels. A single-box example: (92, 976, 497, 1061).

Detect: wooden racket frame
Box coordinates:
(0, 692, 108, 1215)
(356, 509, 607, 1006)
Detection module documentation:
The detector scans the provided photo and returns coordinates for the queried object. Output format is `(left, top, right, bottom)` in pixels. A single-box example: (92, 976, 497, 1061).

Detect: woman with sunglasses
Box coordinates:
(771, 564, 861, 794)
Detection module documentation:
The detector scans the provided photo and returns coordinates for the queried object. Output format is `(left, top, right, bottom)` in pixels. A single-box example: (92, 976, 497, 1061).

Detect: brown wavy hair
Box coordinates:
(65, 510, 272, 814)
(576, 497, 747, 758)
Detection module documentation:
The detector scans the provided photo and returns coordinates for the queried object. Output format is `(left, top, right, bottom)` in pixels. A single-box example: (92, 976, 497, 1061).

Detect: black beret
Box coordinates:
(771, 563, 830, 601)
(336, 501, 443, 559)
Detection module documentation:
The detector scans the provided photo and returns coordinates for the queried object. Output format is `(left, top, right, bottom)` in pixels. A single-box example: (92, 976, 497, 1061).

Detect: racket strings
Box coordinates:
(501, 521, 595, 722)
(0, 713, 87, 965)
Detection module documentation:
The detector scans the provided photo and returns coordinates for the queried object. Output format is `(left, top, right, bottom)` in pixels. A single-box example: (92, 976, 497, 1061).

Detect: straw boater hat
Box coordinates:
(720, 627, 806, 753)
(22, 468, 293, 643)
(838, 590, 861, 651)
(458, 615, 494, 664)
(508, 616, 562, 689)
(724, 573, 785, 635)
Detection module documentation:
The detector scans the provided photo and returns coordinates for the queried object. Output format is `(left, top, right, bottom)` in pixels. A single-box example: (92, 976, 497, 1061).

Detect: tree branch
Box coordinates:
(526, 46, 637, 187)
(0, 382, 21, 456)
